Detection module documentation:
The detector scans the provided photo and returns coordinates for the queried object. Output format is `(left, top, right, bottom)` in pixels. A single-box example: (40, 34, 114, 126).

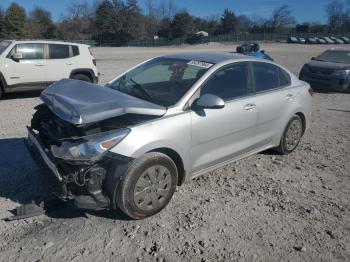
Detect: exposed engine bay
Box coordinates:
(31, 103, 155, 146)
(28, 103, 159, 209)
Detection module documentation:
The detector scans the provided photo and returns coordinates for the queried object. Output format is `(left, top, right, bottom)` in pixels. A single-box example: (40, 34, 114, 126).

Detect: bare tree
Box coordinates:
(269, 5, 295, 33)
(0, 8, 5, 38)
(57, 1, 93, 40)
(326, 0, 348, 32)
(28, 7, 56, 39)
(144, 0, 159, 36)
(158, 0, 177, 19)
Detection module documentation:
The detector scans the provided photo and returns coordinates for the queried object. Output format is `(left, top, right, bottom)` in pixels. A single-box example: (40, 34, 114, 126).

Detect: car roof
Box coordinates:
(163, 52, 249, 64)
(2, 39, 87, 46)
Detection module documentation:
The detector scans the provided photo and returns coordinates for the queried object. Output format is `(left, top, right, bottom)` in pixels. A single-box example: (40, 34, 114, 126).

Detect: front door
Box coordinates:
(190, 62, 257, 173)
(4, 43, 46, 88)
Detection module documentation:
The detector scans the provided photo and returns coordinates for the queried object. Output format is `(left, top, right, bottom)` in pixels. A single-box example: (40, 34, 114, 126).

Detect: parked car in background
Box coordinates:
(306, 37, 318, 44)
(340, 36, 350, 43)
(299, 48, 350, 92)
(236, 42, 274, 61)
(298, 37, 306, 44)
(287, 37, 299, 44)
(316, 38, 327, 44)
(321, 37, 335, 44)
(0, 40, 98, 99)
(26, 52, 312, 219)
(330, 37, 345, 44)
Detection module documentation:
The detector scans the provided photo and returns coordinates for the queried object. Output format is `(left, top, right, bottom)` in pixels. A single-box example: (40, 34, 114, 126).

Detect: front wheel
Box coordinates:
(115, 152, 178, 219)
(71, 73, 92, 82)
(275, 115, 303, 154)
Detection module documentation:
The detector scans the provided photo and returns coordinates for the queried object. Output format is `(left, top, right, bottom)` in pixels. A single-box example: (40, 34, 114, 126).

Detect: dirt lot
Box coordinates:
(0, 43, 349, 262)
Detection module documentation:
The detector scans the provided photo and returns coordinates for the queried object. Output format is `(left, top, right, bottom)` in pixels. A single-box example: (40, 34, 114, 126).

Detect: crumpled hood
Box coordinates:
(40, 79, 166, 125)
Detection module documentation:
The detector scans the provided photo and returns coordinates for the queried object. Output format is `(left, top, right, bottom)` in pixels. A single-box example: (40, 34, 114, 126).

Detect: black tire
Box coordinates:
(116, 152, 178, 219)
(0, 86, 3, 100)
(71, 73, 92, 82)
(275, 115, 303, 155)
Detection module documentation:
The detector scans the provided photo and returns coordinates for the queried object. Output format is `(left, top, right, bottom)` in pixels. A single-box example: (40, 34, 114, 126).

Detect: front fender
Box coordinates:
(110, 112, 192, 173)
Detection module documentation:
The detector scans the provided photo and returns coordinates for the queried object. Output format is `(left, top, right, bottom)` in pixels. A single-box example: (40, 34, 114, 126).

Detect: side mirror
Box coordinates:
(194, 94, 225, 109)
(311, 57, 316, 60)
(11, 52, 23, 62)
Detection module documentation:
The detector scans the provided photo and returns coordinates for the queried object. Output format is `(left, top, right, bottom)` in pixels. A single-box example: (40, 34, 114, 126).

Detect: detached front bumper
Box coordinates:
(25, 127, 110, 209)
(26, 127, 63, 182)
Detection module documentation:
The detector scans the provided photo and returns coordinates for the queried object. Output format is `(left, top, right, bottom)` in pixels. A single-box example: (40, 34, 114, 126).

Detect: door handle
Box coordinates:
(243, 103, 256, 111)
(35, 63, 44, 66)
(286, 94, 294, 101)
(66, 62, 74, 65)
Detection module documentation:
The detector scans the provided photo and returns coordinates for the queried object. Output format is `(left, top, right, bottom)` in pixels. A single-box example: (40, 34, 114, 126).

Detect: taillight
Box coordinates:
(92, 59, 96, 66)
(308, 87, 314, 96)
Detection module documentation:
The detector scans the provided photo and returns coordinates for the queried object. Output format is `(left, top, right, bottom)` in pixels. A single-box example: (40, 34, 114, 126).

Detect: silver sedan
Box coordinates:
(27, 52, 313, 219)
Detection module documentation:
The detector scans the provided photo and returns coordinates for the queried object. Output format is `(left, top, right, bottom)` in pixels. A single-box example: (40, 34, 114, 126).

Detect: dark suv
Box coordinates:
(299, 48, 350, 92)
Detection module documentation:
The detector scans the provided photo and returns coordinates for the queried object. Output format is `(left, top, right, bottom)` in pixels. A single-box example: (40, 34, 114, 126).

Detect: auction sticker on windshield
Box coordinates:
(187, 60, 213, 68)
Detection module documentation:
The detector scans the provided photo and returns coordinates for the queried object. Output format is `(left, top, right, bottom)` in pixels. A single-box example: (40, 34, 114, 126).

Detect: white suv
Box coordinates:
(0, 40, 98, 99)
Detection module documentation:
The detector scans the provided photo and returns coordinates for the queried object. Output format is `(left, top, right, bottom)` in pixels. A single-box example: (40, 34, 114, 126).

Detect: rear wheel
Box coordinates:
(275, 115, 303, 154)
(115, 152, 178, 219)
(0, 87, 3, 100)
(71, 73, 91, 82)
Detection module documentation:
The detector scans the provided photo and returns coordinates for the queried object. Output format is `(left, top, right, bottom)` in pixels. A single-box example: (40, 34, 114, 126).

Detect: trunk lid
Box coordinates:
(41, 79, 166, 125)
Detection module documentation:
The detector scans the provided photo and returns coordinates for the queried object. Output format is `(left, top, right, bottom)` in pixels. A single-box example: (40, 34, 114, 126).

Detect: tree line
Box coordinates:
(0, 0, 349, 43)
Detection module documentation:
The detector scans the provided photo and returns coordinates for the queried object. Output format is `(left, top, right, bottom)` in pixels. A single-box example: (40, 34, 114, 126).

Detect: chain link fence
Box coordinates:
(70, 32, 349, 47)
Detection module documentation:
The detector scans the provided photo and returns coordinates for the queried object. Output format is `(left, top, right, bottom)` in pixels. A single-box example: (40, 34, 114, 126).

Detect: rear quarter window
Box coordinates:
(72, 45, 79, 56)
(278, 68, 291, 87)
(252, 62, 291, 92)
(49, 44, 70, 59)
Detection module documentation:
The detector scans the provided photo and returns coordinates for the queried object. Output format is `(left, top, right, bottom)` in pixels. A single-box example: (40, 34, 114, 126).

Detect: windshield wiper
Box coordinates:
(129, 78, 153, 101)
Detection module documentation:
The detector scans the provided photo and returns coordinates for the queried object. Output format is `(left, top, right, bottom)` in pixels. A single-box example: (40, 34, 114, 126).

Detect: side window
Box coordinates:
(252, 62, 280, 92)
(278, 68, 291, 87)
(200, 63, 249, 101)
(49, 44, 70, 59)
(8, 43, 44, 60)
(72, 45, 79, 56)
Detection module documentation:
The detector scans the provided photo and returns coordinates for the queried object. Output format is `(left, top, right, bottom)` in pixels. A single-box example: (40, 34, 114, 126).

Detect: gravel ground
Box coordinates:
(0, 43, 349, 262)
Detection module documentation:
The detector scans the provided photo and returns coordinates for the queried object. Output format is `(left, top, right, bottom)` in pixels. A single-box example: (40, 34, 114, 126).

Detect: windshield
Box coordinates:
(108, 57, 212, 107)
(0, 41, 12, 55)
(315, 50, 350, 64)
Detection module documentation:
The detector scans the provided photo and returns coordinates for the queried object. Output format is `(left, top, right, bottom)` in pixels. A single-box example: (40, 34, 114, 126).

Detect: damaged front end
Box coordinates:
(26, 103, 152, 210)
(25, 80, 166, 210)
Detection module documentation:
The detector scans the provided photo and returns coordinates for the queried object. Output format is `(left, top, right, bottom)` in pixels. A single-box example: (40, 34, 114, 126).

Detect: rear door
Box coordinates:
(3, 43, 46, 88)
(251, 62, 296, 146)
(190, 62, 258, 173)
(46, 44, 77, 84)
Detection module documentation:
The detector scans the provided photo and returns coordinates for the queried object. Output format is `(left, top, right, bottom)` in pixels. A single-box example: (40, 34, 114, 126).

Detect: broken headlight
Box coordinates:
(51, 128, 130, 161)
